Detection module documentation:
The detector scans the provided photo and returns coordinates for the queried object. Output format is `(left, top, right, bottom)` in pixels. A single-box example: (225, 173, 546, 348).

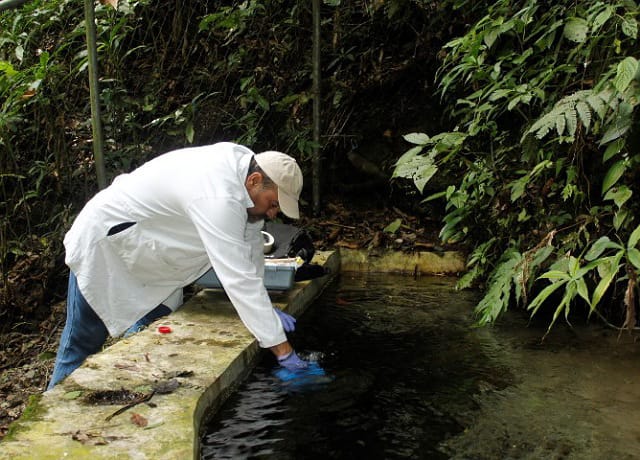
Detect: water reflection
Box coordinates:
(201, 273, 640, 460)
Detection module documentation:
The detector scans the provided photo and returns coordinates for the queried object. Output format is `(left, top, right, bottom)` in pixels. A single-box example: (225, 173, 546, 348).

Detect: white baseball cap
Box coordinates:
(255, 151, 303, 219)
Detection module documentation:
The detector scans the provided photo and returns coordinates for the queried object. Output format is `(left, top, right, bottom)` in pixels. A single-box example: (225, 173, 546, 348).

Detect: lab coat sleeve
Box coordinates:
(162, 288, 184, 311)
(246, 220, 265, 278)
(187, 198, 287, 348)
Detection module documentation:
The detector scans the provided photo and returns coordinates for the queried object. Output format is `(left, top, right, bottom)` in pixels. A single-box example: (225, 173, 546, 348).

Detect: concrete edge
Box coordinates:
(339, 247, 466, 275)
(0, 251, 340, 460)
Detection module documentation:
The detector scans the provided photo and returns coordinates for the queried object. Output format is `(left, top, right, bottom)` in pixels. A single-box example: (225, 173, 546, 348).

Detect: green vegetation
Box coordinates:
(3, 394, 43, 440)
(2, 0, 639, 333)
(0, 0, 444, 326)
(394, 0, 640, 333)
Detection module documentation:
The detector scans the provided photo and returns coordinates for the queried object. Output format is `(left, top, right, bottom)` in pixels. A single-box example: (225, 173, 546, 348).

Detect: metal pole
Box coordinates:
(83, 0, 107, 189)
(1, 0, 106, 189)
(0, 0, 29, 13)
(311, 0, 321, 215)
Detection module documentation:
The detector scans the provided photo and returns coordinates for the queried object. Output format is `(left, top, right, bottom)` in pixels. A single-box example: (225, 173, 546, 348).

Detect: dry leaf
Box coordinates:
(335, 240, 359, 249)
(114, 362, 140, 371)
(71, 430, 109, 445)
(620, 274, 636, 334)
(99, 0, 118, 8)
(130, 412, 148, 427)
(21, 89, 36, 100)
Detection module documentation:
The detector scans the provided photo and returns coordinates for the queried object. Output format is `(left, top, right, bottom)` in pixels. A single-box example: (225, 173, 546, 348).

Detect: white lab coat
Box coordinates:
(63, 142, 287, 347)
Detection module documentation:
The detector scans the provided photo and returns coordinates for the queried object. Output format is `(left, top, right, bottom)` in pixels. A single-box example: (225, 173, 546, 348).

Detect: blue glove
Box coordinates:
(274, 308, 296, 332)
(275, 361, 326, 382)
(275, 351, 330, 389)
(277, 350, 308, 371)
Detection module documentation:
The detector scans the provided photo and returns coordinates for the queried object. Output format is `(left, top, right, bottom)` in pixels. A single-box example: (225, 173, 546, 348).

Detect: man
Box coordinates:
(48, 142, 311, 389)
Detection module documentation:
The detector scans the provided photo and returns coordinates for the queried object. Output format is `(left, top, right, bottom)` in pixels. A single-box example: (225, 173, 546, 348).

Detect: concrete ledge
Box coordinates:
(339, 248, 465, 274)
(0, 251, 339, 459)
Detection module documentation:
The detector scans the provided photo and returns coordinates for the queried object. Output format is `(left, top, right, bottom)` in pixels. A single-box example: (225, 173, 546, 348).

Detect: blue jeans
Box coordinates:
(47, 273, 171, 390)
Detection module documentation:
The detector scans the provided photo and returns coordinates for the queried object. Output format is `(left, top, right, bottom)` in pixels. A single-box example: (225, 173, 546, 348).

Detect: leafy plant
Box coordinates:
(394, 0, 640, 332)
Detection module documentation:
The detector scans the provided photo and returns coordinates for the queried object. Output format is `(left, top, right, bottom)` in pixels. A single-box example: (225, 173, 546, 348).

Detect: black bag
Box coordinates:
(263, 222, 315, 263)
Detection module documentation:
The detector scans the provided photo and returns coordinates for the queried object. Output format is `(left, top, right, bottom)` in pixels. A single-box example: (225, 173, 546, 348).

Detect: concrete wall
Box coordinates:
(339, 248, 465, 275)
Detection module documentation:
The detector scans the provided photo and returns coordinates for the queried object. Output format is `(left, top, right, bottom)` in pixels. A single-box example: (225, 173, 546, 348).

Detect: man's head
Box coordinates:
(245, 151, 303, 222)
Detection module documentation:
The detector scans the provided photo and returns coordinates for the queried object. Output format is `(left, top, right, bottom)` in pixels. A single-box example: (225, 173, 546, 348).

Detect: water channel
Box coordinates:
(200, 273, 640, 459)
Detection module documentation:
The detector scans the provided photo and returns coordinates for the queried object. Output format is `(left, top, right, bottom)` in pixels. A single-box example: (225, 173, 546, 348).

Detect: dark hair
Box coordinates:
(248, 157, 275, 188)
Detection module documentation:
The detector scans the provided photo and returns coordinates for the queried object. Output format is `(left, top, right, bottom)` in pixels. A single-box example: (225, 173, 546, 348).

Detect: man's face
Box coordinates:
(246, 173, 280, 222)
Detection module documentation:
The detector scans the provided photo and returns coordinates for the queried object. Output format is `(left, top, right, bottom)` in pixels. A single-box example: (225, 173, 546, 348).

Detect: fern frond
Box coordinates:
(586, 92, 607, 118)
(565, 106, 578, 137)
(575, 101, 591, 131)
(523, 88, 624, 142)
(474, 249, 523, 325)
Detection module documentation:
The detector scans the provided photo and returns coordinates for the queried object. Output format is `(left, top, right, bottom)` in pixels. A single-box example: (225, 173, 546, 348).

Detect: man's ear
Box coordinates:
(245, 171, 263, 188)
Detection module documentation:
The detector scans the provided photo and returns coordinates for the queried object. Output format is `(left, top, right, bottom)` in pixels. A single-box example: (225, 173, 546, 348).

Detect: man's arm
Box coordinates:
(269, 340, 293, 358)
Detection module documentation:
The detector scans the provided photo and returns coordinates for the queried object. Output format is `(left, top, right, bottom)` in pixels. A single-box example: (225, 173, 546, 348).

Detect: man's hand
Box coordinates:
(274, 307, 296, 332)
(277, 350, 309, 371)
(274, 351, 329, 386)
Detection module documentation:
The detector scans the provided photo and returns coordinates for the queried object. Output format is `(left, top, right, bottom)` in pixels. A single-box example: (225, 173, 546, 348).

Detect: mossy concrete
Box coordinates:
(0, 251, 339, 460)
(339, 247, 465, 275)
(0, 248, 466, 459)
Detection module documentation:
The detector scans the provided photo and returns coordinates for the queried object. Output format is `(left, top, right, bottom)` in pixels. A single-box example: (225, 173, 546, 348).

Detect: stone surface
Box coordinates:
(339, 248, 465, 274)
(0, 251, 339, 459)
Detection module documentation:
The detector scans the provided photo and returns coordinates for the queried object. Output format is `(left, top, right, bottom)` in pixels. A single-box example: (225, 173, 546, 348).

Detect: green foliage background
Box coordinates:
(0, 0, 446, 326)
(394, 0, 640, 333)
(2, 0, 639, 334)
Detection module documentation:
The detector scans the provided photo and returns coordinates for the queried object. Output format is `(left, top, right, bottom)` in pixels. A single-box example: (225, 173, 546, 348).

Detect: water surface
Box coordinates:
(201, 273, 640, 459)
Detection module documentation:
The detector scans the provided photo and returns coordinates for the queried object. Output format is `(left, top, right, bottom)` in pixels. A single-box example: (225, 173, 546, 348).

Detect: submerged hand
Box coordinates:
(275, 351, 330, 387)
(274, 308, 297, 332)
(277, 350, 308, 371)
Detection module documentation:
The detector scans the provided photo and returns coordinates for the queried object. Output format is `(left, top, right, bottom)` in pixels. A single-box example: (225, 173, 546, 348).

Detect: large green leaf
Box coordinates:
(628, 224, 640, 249)
(403, 132, 430, 145)
(0, 61, 17, 77)
(591, 255, 623, 311)
(613, 209, 629, 231)
(621, 14, 638, 38)
(585, 236, 623, 261)
(383, 218, 402, 234)
(528, 280, 567, 316)
(538, 270, 570, 281)
(613, 57, 639, 93)
(414, 163, 438, 193)
(603, 185, 632, 208)
(603, 138, 624, 163)
(627, 248, 640, 270)
(576, 277, 590, 305)
(563, 18, 589, 43)
(601, 160, 626, 195)
(591, 6, 613, 31)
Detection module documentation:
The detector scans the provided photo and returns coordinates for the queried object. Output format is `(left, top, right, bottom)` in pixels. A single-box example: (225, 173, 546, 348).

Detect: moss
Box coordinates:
(3, 394, 45, 441)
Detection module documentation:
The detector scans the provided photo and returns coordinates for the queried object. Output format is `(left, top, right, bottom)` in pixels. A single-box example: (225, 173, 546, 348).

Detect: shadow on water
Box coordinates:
(200, 273, 640, 460)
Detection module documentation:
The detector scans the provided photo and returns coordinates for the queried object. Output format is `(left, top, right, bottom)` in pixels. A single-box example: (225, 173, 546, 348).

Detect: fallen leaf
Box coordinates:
(63, 390, 83, 400)
(130, 413, 148, 427)
(20, 89, 36, 100)
(99, 0, 118, 8)
(71, 430, 110, 445)
(164, 370, 194, 379)
(335, 241, 360, 249)
(114, 362, 140, 371)
(153, 378, 180, 394)
(144, 421, 165, 430)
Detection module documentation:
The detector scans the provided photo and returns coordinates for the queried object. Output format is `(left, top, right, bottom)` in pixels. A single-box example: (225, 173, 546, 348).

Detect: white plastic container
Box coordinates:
(195, 258, 299, 291)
